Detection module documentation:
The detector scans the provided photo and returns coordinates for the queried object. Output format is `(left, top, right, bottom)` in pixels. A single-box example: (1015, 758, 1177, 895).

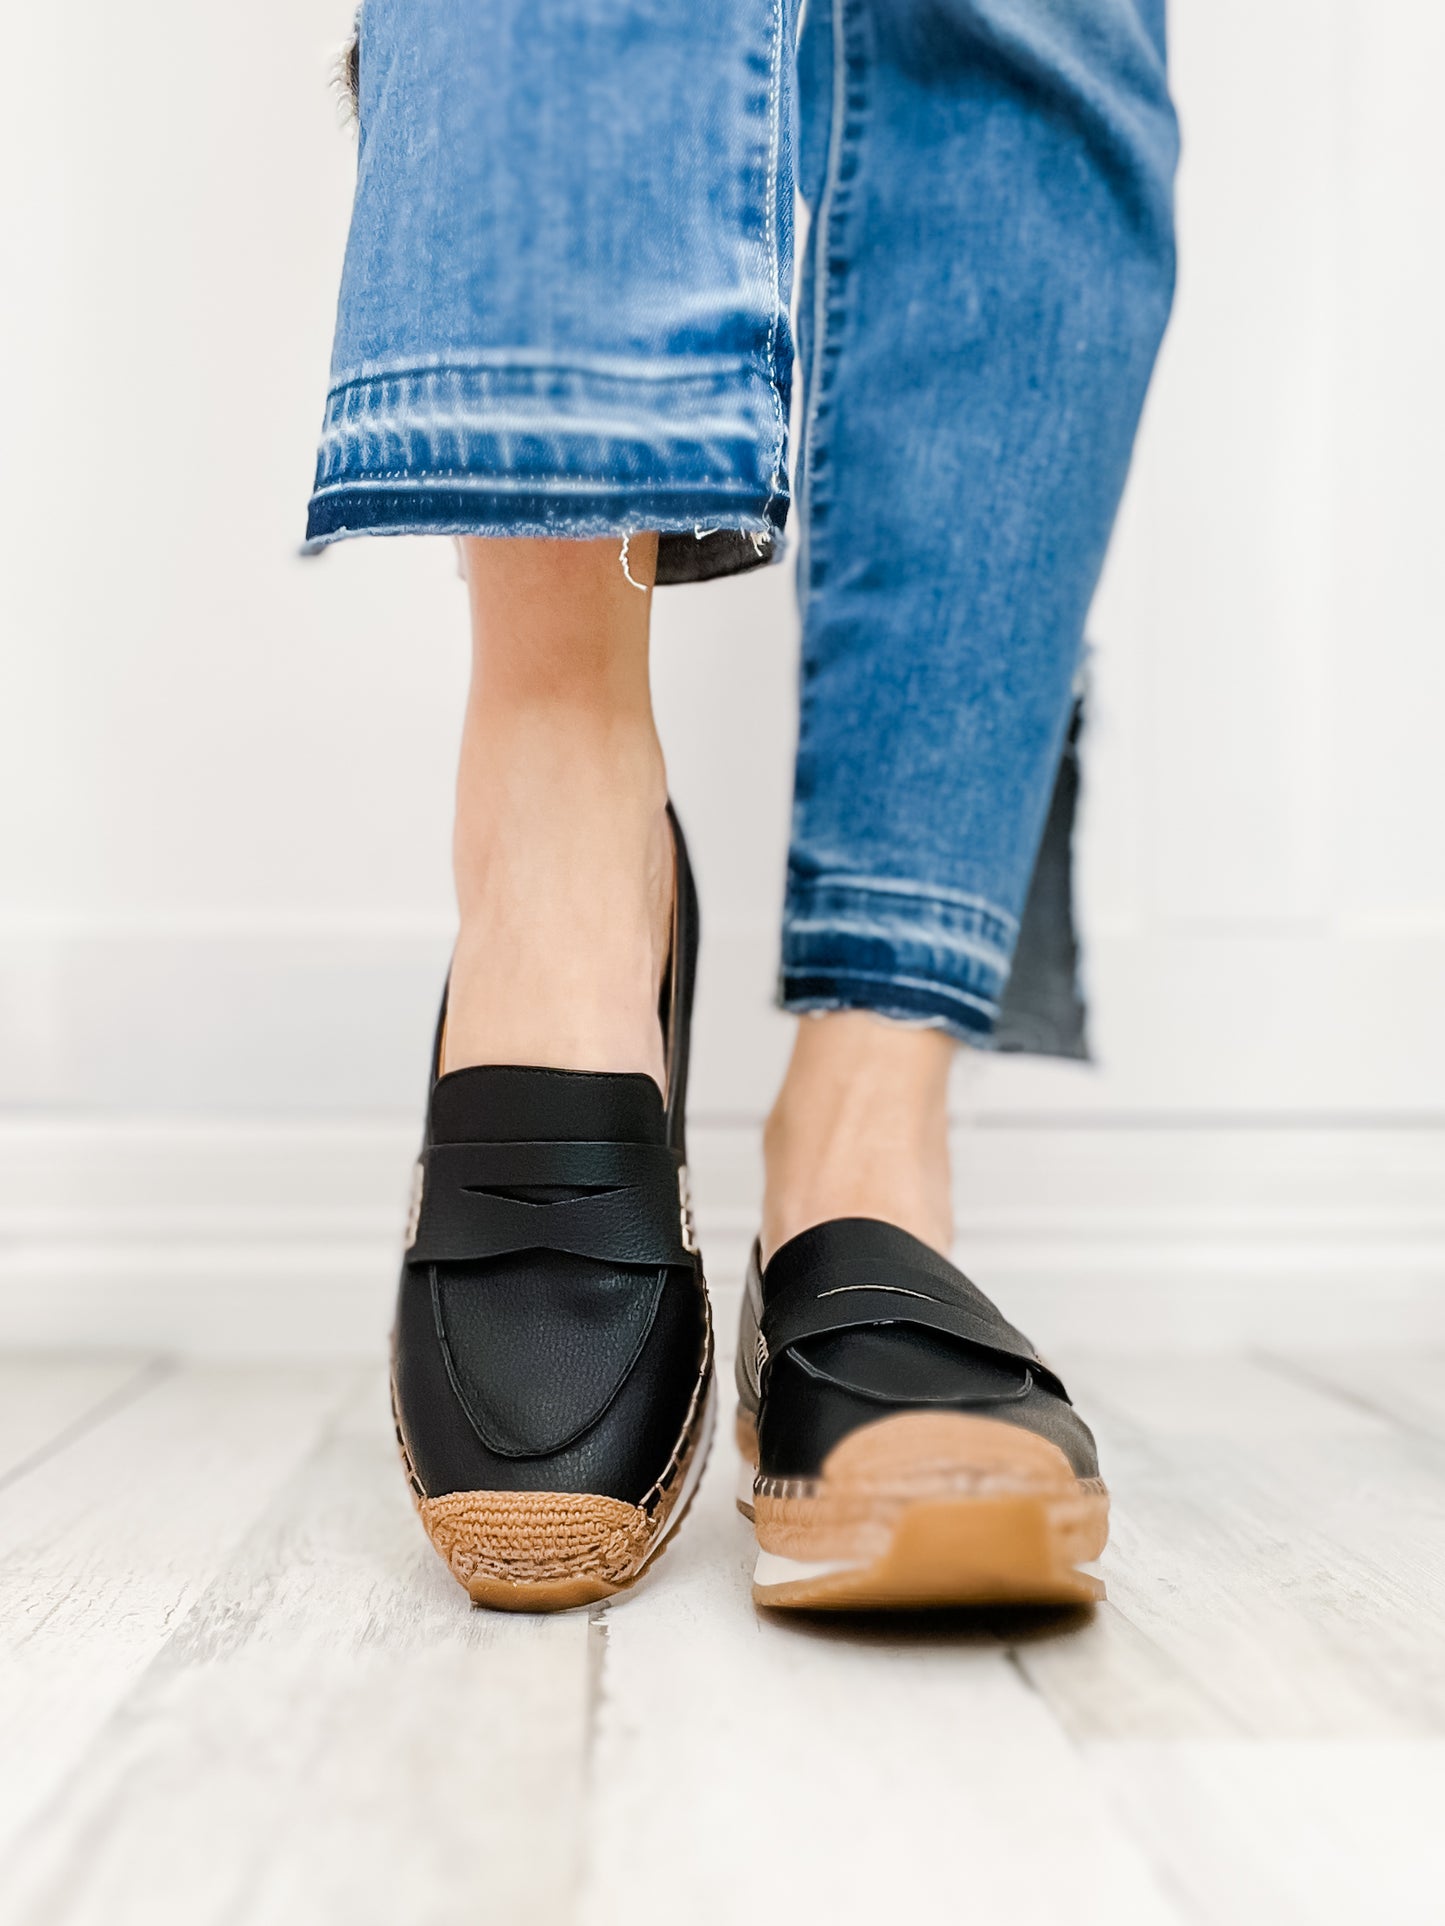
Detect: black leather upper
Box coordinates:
(736, 1218, 1099, 1481)
(392, 808, 709, 1507)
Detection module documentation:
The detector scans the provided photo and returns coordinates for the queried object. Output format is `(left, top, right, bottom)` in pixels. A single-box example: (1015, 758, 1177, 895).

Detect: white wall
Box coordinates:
(2, 2, 1443, 1348)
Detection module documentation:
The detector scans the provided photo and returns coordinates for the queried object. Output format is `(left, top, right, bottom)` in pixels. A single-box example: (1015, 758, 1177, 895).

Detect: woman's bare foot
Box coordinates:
(761, 1012, 956, 1261)
(444, 534, 672, 1091)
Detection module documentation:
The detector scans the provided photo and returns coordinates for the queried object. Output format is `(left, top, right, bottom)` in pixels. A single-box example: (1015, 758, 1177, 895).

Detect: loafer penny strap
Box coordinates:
(407, 1139, 694, 1269)
(760, 1261, 1068, 1401)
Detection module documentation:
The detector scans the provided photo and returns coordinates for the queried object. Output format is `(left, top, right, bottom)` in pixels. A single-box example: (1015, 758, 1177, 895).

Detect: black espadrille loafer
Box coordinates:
(734, 1218, 1106, 1609)
(392, 806, 713, 1610)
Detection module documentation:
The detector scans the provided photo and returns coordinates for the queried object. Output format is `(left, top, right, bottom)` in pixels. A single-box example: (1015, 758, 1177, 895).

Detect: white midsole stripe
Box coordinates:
(753, 1547, 863, 1588)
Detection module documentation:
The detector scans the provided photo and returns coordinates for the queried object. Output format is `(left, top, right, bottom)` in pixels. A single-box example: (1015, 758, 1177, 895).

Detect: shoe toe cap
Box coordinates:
(394, 1249, 709, 1502)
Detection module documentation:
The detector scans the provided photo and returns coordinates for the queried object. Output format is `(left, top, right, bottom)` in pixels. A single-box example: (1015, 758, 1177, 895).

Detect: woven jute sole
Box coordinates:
(393, 1313, 714, 1613)
(736, 1407, 1108, 1611)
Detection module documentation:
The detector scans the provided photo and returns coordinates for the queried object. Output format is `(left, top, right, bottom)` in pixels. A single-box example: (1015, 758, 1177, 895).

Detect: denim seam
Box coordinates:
(798, 0, 844, 590)
(315, 362, 778, 494)
(787, 0, 869, 891)
(761, 0, 787, 520)
(799, 0, 867, 598)
(320, 385, 765, 425)
(310, 475, 769, 496)
(782, 968, 1000, 1020)
(323, 351, 763, 396)
(317, 408, 770, 448)
(317, 420, 763, 453)
(782, 869, 1016, 1032)
(784, 877, 1019, 969)
(787, 871, 1021, 928)
(780, 990, 997, 1050)
(785, 918, 1011, 974)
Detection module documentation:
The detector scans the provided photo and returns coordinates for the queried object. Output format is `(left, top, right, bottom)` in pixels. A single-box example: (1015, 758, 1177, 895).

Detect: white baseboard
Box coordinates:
(1, 1116, 1441, 1356)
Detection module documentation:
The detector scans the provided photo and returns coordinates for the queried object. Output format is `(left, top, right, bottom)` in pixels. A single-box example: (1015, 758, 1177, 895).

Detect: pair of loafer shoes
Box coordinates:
(391, 808, 1108, 1612)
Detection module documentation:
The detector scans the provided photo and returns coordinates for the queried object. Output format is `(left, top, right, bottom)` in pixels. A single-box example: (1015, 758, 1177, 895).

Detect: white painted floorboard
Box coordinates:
(0, 1353, 151, 1483)
(0, 1370, 590, 1926)
(0, 1347, 1440, 1925)
(1023, 1355, 1445, 1739)
(580, 1445, 1182, 1926)
(0, 1359, 361, 1873)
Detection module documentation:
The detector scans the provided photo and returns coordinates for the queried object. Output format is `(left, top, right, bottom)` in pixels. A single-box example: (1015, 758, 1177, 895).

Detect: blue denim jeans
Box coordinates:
(308, 0, 1177, 1051)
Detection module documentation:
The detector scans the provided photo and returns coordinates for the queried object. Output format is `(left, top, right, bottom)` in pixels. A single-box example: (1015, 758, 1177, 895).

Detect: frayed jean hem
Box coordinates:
(779, 873, 1016, 1047)
(304, 482, 782, 549)
(779, 972, 999, 1048)
(306, 356, 789, 548)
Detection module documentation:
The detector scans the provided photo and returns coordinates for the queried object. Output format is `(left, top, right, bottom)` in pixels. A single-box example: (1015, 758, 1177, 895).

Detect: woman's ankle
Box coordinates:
(761, 1012, 956, 1261)
(446, 732, 672, 1082)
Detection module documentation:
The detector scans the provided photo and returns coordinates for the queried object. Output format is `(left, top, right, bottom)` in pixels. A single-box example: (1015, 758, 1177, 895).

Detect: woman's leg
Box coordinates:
(763, 0, 1179, 1256)
(446, 534, 671, 1088)
(318, 3, 803, 1609)
(313, 0, 800, 1089)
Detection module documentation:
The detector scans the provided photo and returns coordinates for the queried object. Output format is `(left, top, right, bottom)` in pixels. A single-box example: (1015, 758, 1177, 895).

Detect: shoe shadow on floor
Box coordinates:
(752, 1602, 1096, 1647)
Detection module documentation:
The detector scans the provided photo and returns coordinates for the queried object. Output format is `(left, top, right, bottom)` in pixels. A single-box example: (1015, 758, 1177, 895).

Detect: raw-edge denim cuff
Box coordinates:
(306, 483, 782, 547)
(304, 357, 788, 548)
(778, 875, 1016, 1049)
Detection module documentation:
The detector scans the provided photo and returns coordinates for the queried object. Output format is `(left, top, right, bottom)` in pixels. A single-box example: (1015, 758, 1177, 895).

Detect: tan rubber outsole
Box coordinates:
(392, 1317, 714, 1612)
(737, 1408, 1108, 1611)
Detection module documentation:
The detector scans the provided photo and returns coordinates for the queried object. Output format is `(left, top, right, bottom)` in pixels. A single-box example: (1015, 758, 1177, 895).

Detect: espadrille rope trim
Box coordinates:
(421, 1492, 654, 1584)
(638, 1290, 713, 1519)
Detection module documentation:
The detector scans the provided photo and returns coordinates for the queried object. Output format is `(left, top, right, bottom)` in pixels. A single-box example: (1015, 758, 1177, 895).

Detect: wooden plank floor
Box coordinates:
(0, 1335, 1441, 1925)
